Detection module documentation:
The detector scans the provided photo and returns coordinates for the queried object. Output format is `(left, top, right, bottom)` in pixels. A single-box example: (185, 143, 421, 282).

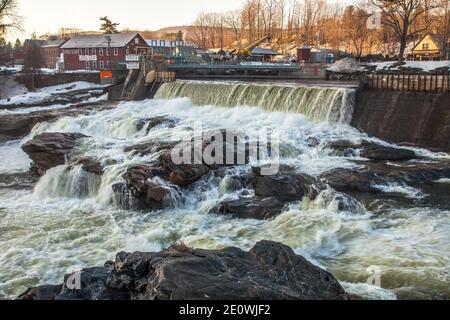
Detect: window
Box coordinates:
(126, 47, 130, 55)
(106, 61, 110, 69)
(423, 43, 430, 50)
(135, 37, 139, 44)
(152, 40, 157, 47)
(92, 48, 96, 55)
(160, 40, 165, 48)
(92, 61, 97, 69)
(100, 61, 105, 69)
(85, 61, 90, 69)
(106, 48, 110, 56)
(113, 48, 119, 56)
(78, 49, 82, 55)
(84, 48, 89, 55)
(99, 48, 104, 56)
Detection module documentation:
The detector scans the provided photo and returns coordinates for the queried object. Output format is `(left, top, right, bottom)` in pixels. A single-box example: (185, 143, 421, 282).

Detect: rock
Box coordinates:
(212, 166, 320, 220)
(359, 141, 416, 161)
(325, 139, 417, 161)
(321, 160, 450, 212)
(159, 151, 211, 187)
(19, 241, 351, 300)
(56, 266, 129, 300)
(251, 171, 318, 201)
(212, 197, 287, 220)
(113, 165, 179, 211)
(21, 132, 89, 175)
(68, 156, 104, 175)
(307, 137, 320, 148)
(17, 285, 62, 301)
(0, 101, 110, 143)
(136, 116, 178, 133)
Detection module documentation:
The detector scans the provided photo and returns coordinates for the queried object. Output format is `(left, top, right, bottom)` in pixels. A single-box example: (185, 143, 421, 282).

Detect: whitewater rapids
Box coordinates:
(0, 91, 448, 300)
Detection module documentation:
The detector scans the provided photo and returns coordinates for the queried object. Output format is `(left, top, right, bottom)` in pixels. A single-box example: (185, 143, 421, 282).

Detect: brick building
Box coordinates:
(60, 33, 150, 71)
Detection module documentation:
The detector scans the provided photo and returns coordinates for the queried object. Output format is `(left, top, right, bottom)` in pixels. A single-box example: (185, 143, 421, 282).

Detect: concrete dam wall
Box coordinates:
(352, 91, 450, 152)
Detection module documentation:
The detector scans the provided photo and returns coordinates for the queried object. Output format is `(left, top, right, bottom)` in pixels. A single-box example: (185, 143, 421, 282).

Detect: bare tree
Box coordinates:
(0, 0, 22, 35)
(224, 10, 242, 45)
(434, 0, 449, 59)
(371, 0, 437, 63)
(343, 5, 373, 58)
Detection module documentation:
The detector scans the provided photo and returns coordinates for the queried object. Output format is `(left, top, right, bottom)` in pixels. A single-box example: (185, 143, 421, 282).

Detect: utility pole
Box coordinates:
(105, 35, 112, 71)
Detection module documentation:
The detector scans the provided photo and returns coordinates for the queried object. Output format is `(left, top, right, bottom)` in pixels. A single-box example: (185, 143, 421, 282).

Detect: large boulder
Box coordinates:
(325, 139, 417, 161)
(18, 241, 351, 300)
(113, 165, 180, 211)
(21, 132, 89, 175)
(212, 197, 287, 220)
(211, 166, 319, 220)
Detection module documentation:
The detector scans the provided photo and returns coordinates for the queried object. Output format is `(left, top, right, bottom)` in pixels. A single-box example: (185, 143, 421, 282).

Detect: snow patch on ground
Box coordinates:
(0, 81, 105, 105)
(370, 61, 450, 72)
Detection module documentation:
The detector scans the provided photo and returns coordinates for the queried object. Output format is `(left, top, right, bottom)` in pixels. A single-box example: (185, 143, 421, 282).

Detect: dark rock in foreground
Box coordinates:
(21, 132, 88, 175)
(18, 241, 351, 301)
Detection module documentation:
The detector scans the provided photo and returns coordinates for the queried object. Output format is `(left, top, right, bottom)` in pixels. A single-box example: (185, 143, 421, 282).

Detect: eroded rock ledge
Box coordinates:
(18, 241, 352, 301)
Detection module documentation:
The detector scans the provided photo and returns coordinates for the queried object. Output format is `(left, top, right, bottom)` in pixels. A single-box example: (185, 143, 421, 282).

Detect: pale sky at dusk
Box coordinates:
(17, 0, 245, 39)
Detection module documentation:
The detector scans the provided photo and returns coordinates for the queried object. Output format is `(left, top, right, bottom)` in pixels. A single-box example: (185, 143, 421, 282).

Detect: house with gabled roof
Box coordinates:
(60, 32, 150, 71)
(412, 33, 449, 61)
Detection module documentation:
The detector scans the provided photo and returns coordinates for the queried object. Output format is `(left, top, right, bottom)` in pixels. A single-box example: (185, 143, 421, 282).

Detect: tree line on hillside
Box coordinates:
(191, 0, 450, 62)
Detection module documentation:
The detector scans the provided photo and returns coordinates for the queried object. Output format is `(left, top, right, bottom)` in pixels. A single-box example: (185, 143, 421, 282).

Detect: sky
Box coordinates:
(16, 0, 245, 39)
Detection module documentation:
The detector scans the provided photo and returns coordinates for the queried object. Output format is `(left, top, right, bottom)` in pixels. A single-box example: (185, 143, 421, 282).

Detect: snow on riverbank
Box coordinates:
(370, 61, 450, 72)
(0, 81, 105, 105)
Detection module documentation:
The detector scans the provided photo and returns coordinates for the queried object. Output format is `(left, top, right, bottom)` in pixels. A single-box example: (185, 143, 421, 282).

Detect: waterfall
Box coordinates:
(156, 81, 356, 124)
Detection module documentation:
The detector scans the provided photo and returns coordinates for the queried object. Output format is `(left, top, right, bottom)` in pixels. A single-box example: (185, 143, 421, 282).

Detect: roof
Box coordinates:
(412, 33, 442, 51)
(23, 39, 46, 48)
(251, 48, 280, 56)
(61, 33, 140, 49)
(41, 39, 68, 48)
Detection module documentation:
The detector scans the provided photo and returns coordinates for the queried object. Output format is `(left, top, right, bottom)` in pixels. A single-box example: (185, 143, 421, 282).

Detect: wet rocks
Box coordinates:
(18, 285, 63, 301)
(326, 139, 417, 161)
(321, 160, 450, 212)
(213, 197, 287, 220)
(113, 165, 180, 211)
(136, 116, 178, 133)
(0, 101, 111, 143)
(19, 241, 351, 300)
(212, 166, 319, 220)
(68, 156, 104, 175)
(21, 132, 88, 175)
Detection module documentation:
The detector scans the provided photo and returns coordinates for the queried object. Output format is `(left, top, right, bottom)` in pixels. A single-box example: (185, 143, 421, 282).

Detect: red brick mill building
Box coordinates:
(60, 32, 150, 71)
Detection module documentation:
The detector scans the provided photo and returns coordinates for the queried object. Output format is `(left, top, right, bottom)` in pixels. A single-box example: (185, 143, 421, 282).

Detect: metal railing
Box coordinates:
(366, 72, 450, 93)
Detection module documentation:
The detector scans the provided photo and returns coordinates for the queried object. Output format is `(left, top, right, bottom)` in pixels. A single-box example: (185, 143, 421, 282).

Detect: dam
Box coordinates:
(155, 80, 450, 152)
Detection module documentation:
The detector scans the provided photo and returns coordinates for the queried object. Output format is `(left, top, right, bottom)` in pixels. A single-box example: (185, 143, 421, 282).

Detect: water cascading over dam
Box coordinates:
(156, 81, 356, 124)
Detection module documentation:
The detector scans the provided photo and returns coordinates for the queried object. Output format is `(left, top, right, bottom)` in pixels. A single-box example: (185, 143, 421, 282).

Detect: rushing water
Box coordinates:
(0, 86, 449, 300)
(156, 81, 356, 124)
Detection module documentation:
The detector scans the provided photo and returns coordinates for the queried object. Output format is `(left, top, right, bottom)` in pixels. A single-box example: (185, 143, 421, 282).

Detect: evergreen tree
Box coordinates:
(100, 16, 120, 34)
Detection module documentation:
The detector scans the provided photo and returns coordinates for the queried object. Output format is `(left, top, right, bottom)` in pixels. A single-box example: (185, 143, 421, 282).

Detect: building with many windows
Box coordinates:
(60, 32, 150, 71)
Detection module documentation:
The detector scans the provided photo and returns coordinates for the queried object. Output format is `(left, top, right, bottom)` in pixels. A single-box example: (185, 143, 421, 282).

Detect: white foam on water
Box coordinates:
(0, 89, 449, 300)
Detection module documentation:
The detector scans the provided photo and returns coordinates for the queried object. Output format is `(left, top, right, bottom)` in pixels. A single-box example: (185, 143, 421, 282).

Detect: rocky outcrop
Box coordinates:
(326, 139, 417, 161)
(136, 116, 178, 134)
(21, 132, 88, 175)
(113, 165, 180, 211)
(211, 166, 319, 220)
(0, 101, 111, 143)
(18, 241, 352, 301)
(321, 160, 450, 212)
